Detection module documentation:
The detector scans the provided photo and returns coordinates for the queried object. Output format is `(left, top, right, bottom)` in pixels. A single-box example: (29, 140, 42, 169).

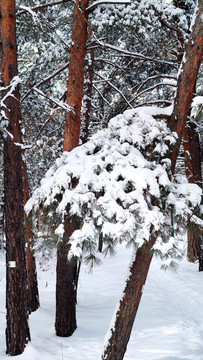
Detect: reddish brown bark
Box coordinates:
(168, 0, 203, 172)
(183, 122, 203, 265)
(22, 160, 40, 313)
(102, 238, 156, 360)
(0, 0, 30, 355)
(63, 0, 89, 151)
(80, 28, 94, 144)
(55, 0, 89, 337)
(55, 216, 77, 336)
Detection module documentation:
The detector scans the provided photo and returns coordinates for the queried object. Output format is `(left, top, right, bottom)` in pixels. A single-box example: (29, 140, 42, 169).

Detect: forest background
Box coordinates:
(0, 0, 203, 359)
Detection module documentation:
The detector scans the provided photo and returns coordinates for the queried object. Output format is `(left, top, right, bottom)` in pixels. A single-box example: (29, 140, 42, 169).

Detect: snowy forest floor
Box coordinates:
(1, 245, 203, 360)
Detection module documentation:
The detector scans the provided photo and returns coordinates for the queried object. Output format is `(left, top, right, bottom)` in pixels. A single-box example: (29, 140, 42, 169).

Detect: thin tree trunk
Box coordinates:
(183, 121, 203, 267)
(55, 216, 77, 336)
(0, 0, 30, 354)
(102, 238, 155, 360)
(22, 160, 40, 313)
(55, 0, 89, 337)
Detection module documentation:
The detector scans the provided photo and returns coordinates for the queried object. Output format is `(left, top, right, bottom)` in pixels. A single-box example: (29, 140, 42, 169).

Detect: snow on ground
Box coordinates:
(1, 246, 203, 360)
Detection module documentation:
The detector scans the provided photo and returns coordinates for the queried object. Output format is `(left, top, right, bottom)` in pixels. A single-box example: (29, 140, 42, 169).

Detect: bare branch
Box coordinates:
(93, 85, 112, 108)
(130, 82, 176, 105)
(21, 63, 69, 102)
(134, 100, 172, 108)
(17, 0, 71, 16)
(95, 72, 133, 108)
(92, 34, 177, 68)
(132, 74, 177, 93)
(94, 57, 126, 70)
(87, 0, 130, 12)
(36, 90, 67, 139)
(22, 84, 73, 114)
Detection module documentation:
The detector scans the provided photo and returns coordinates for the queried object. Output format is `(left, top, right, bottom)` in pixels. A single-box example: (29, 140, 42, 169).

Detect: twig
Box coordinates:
(87, 0, 130, 12)
(95, 72, 133, 108)
(17, 0, 71, 16)
(22, 63, 69, 102)
(93, 85, 112, 108)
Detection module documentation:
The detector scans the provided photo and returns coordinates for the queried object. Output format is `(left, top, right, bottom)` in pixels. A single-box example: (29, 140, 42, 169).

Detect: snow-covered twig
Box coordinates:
(21, 63, 69, 102)
(93, 85, 112, 108)
(95, 72, 133, 108)
(87, 0, 131, 12)
(17, 0, 71, 16)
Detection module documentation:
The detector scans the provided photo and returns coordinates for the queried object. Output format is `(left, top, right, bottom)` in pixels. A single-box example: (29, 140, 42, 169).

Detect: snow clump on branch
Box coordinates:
(25, 106, 202, 264)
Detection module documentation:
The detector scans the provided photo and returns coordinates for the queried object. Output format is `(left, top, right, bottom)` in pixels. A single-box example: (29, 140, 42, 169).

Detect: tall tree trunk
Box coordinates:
(183, 121, 203, 268)
(102, 238, 155, 360)
(168, 0, 203, 173)
(63, 0, 89, 151)
(80, 28, 94, 144)
(55, 0, 89, 337)
(0, 0, 30, 354)
(22, 160, 40, 313)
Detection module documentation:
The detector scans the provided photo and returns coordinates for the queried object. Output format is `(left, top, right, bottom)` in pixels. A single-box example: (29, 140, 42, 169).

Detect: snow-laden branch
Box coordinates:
(87, 0, 131, 12)
(17, 5, 70, 50)
(24, 85, 74, 114)
(92, 34, 177, 67)
(93, 85, 112, 108)
(26, 106, 202, 265)
(0, 76, 21, 131)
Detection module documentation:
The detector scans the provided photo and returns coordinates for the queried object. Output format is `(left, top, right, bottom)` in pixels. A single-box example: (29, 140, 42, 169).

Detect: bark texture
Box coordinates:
(23, 160, 40, 313)
(168, 0, 203, 172)
(102, 238, 155, 360)
(63, 0, 89, 151)
(80, 27, 94, 144)
(183, 122, 203, 266)
(0, 0, 30, 354)
(55, 0, 89, 337)
(55, 217, 77, 336)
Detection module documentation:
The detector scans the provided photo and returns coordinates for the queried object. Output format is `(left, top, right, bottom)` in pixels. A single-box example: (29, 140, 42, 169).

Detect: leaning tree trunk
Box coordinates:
(102, 238, 155, 360)
(22, 160, 40, 313)
(183, 121, 203, 268)
(55, 0, 89, 337)
(0, 0, 30, 355)
(168, 0, 203, 173)
(168, 1, 203, 269)
(102, 3, 203, 359)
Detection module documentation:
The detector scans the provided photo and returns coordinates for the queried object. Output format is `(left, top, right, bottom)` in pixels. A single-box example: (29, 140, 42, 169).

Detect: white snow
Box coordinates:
(1, 246, 203, 359)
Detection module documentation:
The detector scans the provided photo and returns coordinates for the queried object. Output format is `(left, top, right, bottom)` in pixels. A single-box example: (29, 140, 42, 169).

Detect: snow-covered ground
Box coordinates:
(1, 246, 203, 360)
